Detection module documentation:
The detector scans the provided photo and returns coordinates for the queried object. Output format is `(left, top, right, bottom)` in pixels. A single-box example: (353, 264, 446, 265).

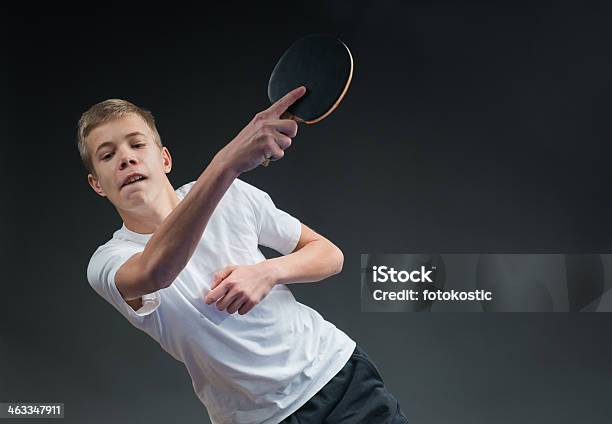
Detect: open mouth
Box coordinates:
(122, 175, 147, 188)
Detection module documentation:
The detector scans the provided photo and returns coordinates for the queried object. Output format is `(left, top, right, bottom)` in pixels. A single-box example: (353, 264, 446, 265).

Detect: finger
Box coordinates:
(266, 119, 298, 138)
(210, 273, 223, 289)
(211, 265, 237, 289)
(265, 86, 306, 118)
(238, 300, 255, 315)
(263, 144, 285, 162)
(260, 131, 291, 166)
(216, 289, 240, 311)
(226, 297, 246, 314)
(272, 131, 292, 150)
(205, 281, 230, 304)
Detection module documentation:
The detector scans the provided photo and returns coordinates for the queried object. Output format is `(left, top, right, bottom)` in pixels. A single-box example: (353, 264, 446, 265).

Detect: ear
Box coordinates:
(161, 146, 173, 174)
(87, 173, 107, 197)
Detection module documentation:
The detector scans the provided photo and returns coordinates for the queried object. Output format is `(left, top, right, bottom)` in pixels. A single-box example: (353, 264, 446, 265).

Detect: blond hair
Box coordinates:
(76, 99, 162, 176)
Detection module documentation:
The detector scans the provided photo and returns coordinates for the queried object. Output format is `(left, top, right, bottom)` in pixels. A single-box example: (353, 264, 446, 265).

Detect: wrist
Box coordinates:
(212, 149, 242, 179)
(263, 259, 283, 287)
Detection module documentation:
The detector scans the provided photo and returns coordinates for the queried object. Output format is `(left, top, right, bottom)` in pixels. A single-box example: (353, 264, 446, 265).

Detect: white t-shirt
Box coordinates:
(87, 179, 356, 424)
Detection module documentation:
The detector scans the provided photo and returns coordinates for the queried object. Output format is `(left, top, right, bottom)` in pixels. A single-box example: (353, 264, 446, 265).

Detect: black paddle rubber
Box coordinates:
(268, 34, 353, 124)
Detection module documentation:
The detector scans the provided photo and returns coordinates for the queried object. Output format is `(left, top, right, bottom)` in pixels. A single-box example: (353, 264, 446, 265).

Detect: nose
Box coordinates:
(118, 146, 138, 169)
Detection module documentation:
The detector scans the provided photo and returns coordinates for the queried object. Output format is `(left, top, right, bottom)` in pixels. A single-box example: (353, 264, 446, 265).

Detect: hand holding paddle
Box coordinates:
(216, 86, 305, 174)
(262, 34, 354, 166)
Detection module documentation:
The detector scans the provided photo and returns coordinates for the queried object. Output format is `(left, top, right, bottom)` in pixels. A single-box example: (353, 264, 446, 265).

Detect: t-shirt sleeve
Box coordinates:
(239, 180, 302, 255)
(87, 242, 161, 325)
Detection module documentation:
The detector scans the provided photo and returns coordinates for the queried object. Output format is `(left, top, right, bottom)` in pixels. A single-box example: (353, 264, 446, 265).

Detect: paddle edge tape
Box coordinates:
(304, 38, 354, 124)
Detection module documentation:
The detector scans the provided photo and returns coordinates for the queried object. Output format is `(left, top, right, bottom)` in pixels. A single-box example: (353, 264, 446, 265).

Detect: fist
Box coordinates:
(216, 86, 306, 174)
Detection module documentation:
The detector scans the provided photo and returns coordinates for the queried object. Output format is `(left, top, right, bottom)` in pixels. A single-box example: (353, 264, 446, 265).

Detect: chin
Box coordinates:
(116, 189, 149, 206)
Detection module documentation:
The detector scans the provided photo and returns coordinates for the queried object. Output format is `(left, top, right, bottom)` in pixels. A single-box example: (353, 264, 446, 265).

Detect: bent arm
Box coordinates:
(266, 224, 344, 285)
(141, 155, 238, 292)
(203, 224, 343, 314)
(115, 154, 238, 302)
(113, 157, 237, 302)
(114, 88, 307, 301)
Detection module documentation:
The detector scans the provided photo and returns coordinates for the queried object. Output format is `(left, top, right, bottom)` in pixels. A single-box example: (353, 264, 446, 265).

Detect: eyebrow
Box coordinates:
(94, 132, 146, 155)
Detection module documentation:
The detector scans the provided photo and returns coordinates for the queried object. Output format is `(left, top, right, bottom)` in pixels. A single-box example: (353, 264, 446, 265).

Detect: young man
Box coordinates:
(79, 87, 408, 424)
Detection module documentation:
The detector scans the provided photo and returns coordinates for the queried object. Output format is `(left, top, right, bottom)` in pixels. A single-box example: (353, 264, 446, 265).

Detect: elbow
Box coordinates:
(141, 251, 180, 291)
(332, 246, 344, 275)
(149, 265, 175, 290)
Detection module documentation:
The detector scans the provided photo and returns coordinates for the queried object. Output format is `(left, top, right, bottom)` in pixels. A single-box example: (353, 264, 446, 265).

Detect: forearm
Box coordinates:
(204, 239, 343, 315)
(143, 154, 239, 288)
(266, 240, 344, 285)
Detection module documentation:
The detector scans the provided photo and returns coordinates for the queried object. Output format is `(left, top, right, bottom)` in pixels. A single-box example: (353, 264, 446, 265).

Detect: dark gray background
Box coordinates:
(3, 2, 612, 423)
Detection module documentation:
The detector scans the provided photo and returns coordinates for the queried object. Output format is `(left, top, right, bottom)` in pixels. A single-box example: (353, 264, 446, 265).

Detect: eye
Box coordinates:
(134, 143, 145, 148)
(102, 153, 113, 161)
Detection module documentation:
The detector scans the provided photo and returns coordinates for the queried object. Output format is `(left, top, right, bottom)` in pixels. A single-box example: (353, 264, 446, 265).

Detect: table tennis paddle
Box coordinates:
(262, 34, 354, 166)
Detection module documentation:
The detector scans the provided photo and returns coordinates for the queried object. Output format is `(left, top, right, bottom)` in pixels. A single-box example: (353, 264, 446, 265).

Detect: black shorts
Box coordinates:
(280, 345, 409, 423)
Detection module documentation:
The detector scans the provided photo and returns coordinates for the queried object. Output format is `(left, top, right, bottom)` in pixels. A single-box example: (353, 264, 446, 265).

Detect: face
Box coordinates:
(86, 113, 172, 212)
